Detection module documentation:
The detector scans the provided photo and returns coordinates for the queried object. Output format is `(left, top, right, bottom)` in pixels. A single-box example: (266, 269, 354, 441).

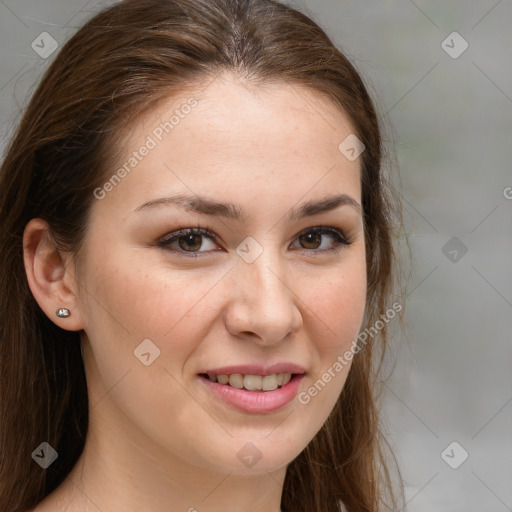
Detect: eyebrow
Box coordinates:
(134, 193, 362, 221)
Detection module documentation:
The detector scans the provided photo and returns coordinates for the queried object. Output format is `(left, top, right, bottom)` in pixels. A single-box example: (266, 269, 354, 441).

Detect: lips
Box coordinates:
(197, 363, 306, 414)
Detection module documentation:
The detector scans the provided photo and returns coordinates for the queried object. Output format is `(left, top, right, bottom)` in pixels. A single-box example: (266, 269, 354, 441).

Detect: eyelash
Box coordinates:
(157, 223, 353, 258)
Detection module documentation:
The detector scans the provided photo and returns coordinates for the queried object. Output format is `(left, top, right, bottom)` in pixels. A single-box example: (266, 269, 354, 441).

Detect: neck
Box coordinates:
(49, 403, 285, 512)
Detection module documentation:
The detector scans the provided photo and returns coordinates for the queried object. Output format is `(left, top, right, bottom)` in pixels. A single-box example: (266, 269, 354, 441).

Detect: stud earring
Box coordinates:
(56, 308, 71, 318)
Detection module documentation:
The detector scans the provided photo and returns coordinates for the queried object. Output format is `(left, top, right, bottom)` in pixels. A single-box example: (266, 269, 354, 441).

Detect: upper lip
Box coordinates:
(199, 363, 306, 376)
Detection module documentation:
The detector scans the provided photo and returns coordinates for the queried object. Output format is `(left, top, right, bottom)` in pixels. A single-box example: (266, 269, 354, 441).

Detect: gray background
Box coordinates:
(1, 1, 511, 511)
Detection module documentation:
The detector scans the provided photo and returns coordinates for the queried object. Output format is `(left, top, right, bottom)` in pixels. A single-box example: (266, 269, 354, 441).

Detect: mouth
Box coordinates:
(197, 365, 306, 414)
(199, 372, 297, 391)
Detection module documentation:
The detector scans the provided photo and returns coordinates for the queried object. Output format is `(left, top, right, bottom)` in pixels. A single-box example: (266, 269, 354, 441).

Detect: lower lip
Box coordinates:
(198, 374, 305, 414)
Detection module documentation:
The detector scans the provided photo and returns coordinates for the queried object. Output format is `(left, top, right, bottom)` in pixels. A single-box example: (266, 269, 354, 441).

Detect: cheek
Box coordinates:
(304, 259, 367, 356)
(294, 261, 366, 432)
(82, 246, 227, 367)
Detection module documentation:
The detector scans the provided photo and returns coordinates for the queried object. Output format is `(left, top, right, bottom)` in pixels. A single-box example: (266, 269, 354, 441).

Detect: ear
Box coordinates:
(22, 218, 85, 331)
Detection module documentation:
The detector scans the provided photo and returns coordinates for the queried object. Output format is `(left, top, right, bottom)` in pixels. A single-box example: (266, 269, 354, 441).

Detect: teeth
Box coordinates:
(217, 374, 229, 385)
(206, 372, 295, 391)
(262, 374, 278, 391)
(229, 374, 244, 389)
(243, 374, 262, 390)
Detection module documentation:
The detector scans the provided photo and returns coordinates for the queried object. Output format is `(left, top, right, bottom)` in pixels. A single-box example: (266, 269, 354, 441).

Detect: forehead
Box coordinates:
(94, 75, 362, 219)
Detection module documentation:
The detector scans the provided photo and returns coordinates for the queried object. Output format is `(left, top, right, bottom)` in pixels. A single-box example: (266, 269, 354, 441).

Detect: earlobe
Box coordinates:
(22, 218, 85, 331)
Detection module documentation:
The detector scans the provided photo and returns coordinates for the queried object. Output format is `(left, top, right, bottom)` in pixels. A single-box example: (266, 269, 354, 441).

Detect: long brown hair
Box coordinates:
(0, 1, 406, 510)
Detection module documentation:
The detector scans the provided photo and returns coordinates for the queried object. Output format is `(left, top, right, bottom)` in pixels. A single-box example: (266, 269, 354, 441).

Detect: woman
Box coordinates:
(0, 0, 405, 510)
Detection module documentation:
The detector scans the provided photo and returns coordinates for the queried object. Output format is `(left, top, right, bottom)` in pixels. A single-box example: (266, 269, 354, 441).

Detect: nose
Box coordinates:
(224, 248, 303, 346)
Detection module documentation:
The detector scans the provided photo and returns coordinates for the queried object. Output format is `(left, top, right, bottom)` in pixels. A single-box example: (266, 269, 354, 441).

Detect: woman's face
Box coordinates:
(77, 74, 366, 476)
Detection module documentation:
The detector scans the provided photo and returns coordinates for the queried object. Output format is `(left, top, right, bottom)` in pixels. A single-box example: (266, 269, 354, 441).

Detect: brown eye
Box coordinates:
(177, 233, 203, 252)
(292, 227, 352, 253)
(299, 232, 322, 249)
(158, 227, 219, 256)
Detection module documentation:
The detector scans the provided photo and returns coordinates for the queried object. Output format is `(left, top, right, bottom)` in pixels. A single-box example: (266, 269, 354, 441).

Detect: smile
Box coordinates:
(198, 371, 305, 414)
(200, 372, 293, 391)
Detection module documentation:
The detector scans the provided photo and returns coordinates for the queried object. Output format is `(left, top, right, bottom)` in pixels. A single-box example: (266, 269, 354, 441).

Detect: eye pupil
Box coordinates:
(300, 232, 321, 249)
(178, 234, 202, 252)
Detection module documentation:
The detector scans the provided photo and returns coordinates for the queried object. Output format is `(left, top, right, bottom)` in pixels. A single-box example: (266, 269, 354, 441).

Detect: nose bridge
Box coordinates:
(227, 237, 301, 343)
